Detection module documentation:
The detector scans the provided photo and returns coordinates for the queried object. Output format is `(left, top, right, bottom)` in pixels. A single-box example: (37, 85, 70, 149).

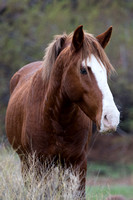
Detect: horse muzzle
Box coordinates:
(99, 107, 120, 134)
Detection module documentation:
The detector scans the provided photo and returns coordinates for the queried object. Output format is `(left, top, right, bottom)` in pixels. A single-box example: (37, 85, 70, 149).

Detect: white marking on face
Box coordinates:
(82, 55, 120, 133)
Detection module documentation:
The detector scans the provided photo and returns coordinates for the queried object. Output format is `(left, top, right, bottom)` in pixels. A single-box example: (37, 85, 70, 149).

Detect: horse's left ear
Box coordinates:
(96, 26, 112, 49)
(71, 25, 84, 51)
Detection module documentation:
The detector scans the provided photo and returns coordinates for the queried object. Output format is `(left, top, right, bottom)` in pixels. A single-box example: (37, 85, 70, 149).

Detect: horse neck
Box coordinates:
(43, 84, 92, 147)
(43, 81, 78, 129)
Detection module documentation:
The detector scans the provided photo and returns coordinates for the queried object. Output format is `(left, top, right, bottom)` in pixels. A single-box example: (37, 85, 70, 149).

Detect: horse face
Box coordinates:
(81, 55, 120, 133)
(64, 26, 120, 133)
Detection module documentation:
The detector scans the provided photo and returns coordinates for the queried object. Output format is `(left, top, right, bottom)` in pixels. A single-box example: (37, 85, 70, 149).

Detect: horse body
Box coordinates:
(6, 25, 120, 196)
(7, 60, 90, 159)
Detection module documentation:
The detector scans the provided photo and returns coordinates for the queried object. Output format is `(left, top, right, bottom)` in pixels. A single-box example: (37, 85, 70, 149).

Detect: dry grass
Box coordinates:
(0, 144, 84, 200)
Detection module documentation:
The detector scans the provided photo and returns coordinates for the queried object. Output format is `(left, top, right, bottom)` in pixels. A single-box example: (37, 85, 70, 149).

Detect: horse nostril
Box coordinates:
(104, 115, 108, 121)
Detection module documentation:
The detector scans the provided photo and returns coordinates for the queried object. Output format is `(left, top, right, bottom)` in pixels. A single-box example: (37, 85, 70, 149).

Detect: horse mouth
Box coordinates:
(99, 127, 117, 134)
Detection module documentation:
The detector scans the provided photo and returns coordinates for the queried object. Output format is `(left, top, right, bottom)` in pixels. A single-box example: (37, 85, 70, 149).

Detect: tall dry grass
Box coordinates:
(0, 144, 84, 200)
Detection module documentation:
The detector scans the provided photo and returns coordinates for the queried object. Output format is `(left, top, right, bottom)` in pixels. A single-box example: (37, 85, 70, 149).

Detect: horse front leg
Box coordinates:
(19, 155, 31, 188)
(74, 159, 87, 200)
(79, 168, 87, 200)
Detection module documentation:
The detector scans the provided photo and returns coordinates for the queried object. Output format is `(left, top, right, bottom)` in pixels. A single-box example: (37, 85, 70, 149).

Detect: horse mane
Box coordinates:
(42, 34, 67, 83)
(42, 31, 114, 84)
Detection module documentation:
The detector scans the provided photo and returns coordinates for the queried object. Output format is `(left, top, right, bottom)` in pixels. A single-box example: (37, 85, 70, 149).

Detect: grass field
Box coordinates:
(86, 162, 133, 199)
(0, 143, 133, 200)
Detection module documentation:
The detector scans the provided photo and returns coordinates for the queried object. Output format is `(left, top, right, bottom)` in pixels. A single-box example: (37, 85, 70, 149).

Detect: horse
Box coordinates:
(5, 25, 120, 198)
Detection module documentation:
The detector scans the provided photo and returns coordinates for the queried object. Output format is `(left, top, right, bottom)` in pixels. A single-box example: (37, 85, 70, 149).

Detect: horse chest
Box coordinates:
(53, 128, 89, 157)
(29, 128, 88, 159)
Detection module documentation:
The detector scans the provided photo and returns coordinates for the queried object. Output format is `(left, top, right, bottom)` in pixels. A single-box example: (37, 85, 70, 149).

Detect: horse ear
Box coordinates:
(71, 25, 84, 51)
(96, 26, 112, 49)
(54, 35, 67, 57)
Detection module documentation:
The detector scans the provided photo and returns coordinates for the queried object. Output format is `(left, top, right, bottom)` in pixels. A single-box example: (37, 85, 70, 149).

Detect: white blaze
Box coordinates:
(82, 55, 120, 132)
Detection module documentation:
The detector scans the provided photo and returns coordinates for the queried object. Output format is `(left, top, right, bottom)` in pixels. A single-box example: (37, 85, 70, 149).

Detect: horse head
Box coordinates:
(58, 25, 120, 133)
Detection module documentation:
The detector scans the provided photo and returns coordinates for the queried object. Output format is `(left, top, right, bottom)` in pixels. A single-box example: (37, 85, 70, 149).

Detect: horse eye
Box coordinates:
(80, 68, 87, 75)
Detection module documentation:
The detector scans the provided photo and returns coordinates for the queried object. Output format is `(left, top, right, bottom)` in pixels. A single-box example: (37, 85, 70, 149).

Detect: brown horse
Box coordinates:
(6, 25, 120, 197)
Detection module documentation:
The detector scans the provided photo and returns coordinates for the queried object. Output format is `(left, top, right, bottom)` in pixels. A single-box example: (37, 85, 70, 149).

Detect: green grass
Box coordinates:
(86, 185, 133, 200)
(87, 162, 133, 179)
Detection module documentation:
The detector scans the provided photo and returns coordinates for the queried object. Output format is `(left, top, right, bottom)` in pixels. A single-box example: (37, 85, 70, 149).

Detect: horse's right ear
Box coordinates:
(71, 25, 84, 51)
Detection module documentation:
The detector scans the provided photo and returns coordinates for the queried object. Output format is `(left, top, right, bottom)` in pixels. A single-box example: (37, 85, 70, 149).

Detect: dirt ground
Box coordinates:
(87, 176, 133, 186)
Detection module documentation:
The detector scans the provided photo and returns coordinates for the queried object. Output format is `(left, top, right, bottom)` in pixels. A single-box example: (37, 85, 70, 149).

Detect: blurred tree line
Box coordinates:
(0, 0, 133, 139)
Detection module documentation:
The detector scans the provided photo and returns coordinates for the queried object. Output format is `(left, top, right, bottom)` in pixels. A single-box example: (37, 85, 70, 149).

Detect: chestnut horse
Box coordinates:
(6, 26, 120, 197)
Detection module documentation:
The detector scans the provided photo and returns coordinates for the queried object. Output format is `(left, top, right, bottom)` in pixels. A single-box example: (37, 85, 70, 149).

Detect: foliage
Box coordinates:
(0, 0, 133, 138)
